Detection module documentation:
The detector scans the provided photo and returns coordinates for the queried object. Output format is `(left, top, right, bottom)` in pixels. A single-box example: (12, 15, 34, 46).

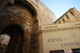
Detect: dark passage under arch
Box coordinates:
(1, 24, 24, 53)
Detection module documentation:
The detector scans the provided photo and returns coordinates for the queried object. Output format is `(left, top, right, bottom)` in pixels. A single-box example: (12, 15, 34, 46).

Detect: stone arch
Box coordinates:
(1, 24, 24, 53)
(14, 0, 38, 17)
(0, 0, 39, 53)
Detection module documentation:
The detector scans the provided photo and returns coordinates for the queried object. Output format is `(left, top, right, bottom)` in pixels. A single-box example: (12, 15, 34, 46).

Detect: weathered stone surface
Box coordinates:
(0, 0, 57, 53)
(0, 0, 38, 53)
(27, 0, 57, 25)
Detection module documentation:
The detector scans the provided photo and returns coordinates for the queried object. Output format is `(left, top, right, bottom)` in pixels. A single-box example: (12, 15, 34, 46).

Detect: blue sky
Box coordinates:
(40, 0, 80, 19)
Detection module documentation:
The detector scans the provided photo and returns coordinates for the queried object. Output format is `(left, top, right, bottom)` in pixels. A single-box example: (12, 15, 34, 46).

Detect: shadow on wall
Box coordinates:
(1, 24, 24, 53)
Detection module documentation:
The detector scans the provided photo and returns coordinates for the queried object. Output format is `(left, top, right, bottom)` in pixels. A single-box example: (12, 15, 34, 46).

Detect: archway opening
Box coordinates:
(1, 24, 24, 53)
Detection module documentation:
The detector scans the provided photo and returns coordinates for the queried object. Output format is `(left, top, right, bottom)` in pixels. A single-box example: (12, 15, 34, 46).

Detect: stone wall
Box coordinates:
(0, 0, 38, 53)
(27, 0, 57, 25)
(0, 0, 57, 53)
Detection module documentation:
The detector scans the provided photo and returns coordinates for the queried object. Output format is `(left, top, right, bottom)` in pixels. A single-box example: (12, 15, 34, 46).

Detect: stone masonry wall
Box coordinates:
(0, 1, 38, 53)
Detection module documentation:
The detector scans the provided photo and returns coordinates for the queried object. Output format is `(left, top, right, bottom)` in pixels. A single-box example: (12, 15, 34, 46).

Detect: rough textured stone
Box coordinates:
(0, 0, 57, 53)
(0, 0, 38, 53)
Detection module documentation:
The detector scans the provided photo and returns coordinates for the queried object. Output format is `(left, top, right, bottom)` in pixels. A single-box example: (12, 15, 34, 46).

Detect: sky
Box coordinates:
(40, 0, 80, 19)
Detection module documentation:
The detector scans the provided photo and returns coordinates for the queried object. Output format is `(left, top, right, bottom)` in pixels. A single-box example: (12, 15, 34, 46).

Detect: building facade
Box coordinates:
(0, 0, 56, 53)
(54, 8, 80, 24)
(39, 21, 80, 53)
(39, 8, 80, 53)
